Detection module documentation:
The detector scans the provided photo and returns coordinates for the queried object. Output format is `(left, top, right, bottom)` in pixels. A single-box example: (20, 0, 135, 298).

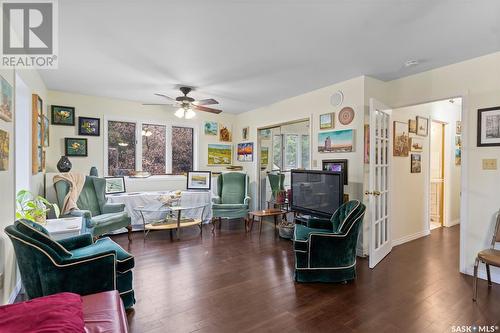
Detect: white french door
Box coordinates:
(368, 98, 393, 268)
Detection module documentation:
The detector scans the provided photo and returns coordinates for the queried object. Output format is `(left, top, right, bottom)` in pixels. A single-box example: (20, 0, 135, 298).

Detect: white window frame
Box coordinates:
(103, 116, 199, 177)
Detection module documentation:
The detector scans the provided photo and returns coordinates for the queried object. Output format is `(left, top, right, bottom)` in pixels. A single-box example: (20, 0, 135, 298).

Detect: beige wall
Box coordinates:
(391, 100, 461, 245)
(371, 51, 500, 282)
(0, 68, 48, 304)
(46, 91, 237, 176)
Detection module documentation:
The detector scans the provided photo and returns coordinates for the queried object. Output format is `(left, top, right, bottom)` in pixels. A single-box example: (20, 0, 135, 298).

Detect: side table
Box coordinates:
(247, 209, 286, 236)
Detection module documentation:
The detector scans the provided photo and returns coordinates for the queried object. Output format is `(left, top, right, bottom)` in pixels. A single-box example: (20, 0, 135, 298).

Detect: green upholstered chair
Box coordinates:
(4, 220, 135, 309)
(211, 172, 250, 231)
(268, 172, 285, 198)
(54, 176, 132, 240)
(293, 200, 366, 283)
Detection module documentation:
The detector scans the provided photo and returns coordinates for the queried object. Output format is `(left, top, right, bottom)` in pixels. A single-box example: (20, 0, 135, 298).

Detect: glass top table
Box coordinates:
(134, 202, 208, 240)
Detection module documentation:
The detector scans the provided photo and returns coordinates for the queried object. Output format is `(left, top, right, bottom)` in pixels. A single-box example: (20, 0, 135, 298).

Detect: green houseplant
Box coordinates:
(16, 189, 60, 225)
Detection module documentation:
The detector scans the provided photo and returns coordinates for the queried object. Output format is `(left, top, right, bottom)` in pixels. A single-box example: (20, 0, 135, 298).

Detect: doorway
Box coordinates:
(430, 121, 445, 229)
(257, 119, 310, 210)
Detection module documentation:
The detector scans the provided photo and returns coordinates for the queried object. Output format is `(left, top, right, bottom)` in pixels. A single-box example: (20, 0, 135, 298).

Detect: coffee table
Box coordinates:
(134, 203, 207, 240)
(248, 209, 286, 236)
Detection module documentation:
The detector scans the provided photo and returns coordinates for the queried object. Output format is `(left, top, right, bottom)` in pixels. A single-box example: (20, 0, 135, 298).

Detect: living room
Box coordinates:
(1, 1, 500, 332)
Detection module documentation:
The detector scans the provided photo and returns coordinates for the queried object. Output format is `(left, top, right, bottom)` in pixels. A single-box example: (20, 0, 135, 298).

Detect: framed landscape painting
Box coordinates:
(319, 113, 334, 129)
(43, 116, 49, 146)
(204, 121, 218, 136)
(318, 129, 354, 153)
(187, 171, 211, 190)
(393, 121, 409, 156)
(51, 105, 75, 126)
(105, 176, 126, 194)
(65, 138, 88, 157)
(261, 147, 269, 165)
(208, 143, 232, 165)
(409, 137, 424, 152)
(477, 106, 500, 146)
(237, 142, 253, 162)
(78, 117, 100, 136)
(0, 129, 9, 170)
(0, 76, 13, 122)
(416, 116, 429, 136)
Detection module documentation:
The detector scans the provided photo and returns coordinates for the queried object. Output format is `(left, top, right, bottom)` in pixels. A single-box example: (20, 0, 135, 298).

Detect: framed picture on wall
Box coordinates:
(393, 121, 409, 156)
(65, 138, 88, 157)
(410, 154, 421, 173)
(477, 106, 500, 146)
(237, 142, 254, 162)
(186, 171, 211, 191)
(322, 159, 348, 185)
(242, 126, 249, 140)
(408, 119, 417, 134)
(409, 137, 424, 152)
(416, 116, 429, 136)
(319, 113, 334, 129)
(51, 105, 75, 126)
(78, 117, 100, 136)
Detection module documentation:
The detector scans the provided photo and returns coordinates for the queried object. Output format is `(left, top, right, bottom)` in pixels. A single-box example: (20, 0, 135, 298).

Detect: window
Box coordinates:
(107, 121, 136, 176)
(301, 135, 310, 169)
(142, 124, 166, 175)
(171, 126, 193, 174)
(272, 134, 282, 169)
(106, 120, 195, 176)
(284, 134, 298, 170)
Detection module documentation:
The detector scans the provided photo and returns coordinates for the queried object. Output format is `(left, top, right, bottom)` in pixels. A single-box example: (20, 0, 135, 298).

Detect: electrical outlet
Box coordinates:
(482, 159, 497, 170)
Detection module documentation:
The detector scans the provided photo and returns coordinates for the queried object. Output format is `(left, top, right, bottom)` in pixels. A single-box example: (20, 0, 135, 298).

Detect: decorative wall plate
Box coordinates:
(338, 107, 355, 125)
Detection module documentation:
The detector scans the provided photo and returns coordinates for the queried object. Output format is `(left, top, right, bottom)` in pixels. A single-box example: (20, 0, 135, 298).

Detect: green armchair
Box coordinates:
(5, 220, 135, 309)
(54, 176, 132, 240)
(212, 172, 250, 231)
(293, 200, 366, 283)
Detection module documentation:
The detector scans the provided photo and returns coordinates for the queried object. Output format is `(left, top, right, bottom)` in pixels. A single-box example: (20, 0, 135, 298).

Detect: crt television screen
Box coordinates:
(291, 170, 343, 217)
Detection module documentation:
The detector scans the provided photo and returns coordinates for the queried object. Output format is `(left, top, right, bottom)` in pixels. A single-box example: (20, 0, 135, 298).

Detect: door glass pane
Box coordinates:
(107, 121, 136, 176)
(171, 126, 193, 174)
(272, 134, 282, 169)
(285, 134, 298, 170)
(142, 124, 166, 175)
(301, 135, 310, 169)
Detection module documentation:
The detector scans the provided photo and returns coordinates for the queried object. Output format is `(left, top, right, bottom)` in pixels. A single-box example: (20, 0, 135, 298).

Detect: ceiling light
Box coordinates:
(404, 59, 419, 67)
(185, 109, 196, 119)
(175, 108, 185, 118)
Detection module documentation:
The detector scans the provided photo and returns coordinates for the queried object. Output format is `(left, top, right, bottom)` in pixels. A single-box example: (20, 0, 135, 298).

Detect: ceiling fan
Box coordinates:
(143, 86, 222, 119)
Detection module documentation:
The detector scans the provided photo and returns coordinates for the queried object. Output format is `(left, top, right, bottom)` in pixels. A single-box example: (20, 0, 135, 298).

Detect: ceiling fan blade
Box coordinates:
(154, 93, 176, 102)
(142, 103, 176, 106)
(193, 105, 222, 114)
(193, 98, 219, 106)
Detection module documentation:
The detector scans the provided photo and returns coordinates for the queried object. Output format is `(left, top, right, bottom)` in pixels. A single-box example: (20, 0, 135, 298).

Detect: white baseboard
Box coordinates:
(393, 229, 430, 247)
(8, 278, 22, 304)
(464, 265, 500, 285)
(445, 219, 460, 227)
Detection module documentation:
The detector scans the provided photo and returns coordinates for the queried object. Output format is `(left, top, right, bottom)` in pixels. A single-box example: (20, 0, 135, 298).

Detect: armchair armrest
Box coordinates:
(41, 250, 116, 296)
(212, 195, 221, 204)
(244, 196, 251, 205)
(308, 233, 358, 268)
(58, 233, 93, 251)
(66, 209, 94, 229)
(306, 217, 332, 230)
(102, 203, 125, 214)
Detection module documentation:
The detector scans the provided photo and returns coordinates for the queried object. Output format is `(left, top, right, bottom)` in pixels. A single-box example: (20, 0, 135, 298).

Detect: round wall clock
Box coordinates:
(338, 107, 355, 125)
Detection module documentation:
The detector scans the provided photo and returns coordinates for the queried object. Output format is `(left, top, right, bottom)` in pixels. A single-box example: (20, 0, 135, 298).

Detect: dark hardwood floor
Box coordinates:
(112, 221, 500, 333)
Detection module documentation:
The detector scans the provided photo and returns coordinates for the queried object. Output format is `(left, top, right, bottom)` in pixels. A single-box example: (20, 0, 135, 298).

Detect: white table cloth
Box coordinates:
(107, 190, 212, 229)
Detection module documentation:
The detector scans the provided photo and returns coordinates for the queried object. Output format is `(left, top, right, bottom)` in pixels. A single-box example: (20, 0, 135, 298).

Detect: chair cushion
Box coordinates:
(478, 249, 500, 266)
(293, 224, 331, 252)
(220, 173, 246, 204)
(212, 203, 248, 210)
(71, 237, 134, 273)
(14, 220, 72, 258)
(91, 212, 129, 227)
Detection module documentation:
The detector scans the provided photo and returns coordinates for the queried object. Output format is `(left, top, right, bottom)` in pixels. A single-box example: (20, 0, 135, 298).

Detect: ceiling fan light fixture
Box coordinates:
(175, 108, 185, 118)
(185, 109, 196, 119)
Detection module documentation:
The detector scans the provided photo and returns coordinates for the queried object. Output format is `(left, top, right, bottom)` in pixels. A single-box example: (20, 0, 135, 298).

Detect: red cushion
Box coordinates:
(81, 291, 128, 333)
(0, 292, 84, 333)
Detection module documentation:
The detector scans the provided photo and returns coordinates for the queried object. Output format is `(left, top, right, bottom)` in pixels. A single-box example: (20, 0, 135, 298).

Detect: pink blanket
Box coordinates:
(0, 292, 84, 333)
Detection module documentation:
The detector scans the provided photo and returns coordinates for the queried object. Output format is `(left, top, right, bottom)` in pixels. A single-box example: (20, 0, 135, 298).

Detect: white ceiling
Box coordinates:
(40, 0, 500, 114)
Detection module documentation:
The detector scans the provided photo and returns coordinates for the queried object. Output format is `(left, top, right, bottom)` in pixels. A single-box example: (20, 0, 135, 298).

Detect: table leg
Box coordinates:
(259, 216, 263, 236)
(176, 210, 181, 240)
(140, 211, 147, 240)
(250, 215, 255, 232)
(274, 215, 278, 230)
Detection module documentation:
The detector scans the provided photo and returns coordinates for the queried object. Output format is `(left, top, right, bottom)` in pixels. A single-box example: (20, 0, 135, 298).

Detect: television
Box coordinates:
(291, 170, 344, 218)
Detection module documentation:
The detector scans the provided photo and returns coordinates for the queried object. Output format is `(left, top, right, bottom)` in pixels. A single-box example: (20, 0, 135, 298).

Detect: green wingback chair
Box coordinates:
(212, 172, 250, 231)
(293, 200, 366, 283)
(5, 220, 135, 309)
(268, 172, 285, 198)
(54, 176, 132, 240)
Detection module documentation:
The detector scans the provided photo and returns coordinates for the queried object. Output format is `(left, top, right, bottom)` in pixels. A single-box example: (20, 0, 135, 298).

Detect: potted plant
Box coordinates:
(16, 190, 60, 225)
